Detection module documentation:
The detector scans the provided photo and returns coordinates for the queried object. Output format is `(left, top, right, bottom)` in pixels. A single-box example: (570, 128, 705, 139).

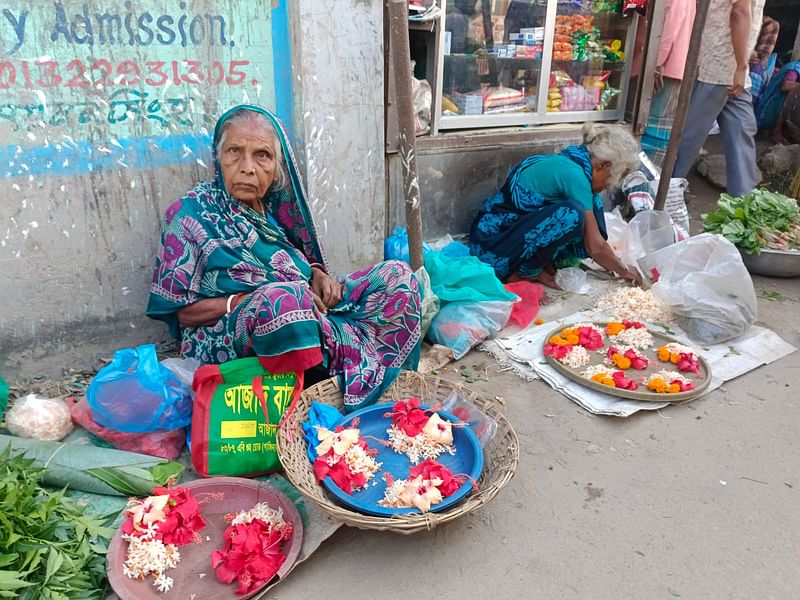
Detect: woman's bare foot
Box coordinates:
(507, 270, 561, 290)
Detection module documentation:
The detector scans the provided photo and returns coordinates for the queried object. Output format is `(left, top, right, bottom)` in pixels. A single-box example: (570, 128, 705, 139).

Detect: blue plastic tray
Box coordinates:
(320, 404, 484, 516)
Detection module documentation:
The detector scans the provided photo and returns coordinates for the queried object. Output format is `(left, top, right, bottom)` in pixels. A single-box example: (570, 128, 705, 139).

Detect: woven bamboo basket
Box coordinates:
(277, 371, 519, 534)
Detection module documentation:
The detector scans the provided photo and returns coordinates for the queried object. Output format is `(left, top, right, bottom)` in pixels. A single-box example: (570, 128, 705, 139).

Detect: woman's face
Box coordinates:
(590, 159, 612, 193)
(219, 122, 278, 209)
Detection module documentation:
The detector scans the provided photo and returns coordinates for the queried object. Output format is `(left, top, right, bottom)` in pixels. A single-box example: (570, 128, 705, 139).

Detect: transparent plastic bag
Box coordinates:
(427, 300, 512, 359)
(161, 357, 202, 389)
(649, 234, 758, 344)
(441, 390, 498, 447)
(87, 344, 193, 433)
(554, 267, 592, 294)
(414, 266, 440, 338)
(5, 394, 73, 441)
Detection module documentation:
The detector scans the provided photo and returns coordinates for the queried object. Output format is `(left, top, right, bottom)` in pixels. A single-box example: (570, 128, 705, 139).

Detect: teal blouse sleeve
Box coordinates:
(515, 156, 595, 211)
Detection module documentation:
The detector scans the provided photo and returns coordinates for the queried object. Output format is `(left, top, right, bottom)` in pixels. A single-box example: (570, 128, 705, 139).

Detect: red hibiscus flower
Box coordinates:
(409, 460, 465, 498)
(390, 397, 428, 436)
(677, 353, 701, 374)
(621, 320, 645, 329)
(671, 379, 695, 392)
(544, 343, 571, 359)
(612, 370, 638, 390)
(623, 348, 650, 370)
(577, 327, 604, 350)
(212, 519, 292, 595)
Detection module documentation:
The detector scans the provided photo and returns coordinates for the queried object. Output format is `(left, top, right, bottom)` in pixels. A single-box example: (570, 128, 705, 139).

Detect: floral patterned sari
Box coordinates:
(147, 105, 421, 410)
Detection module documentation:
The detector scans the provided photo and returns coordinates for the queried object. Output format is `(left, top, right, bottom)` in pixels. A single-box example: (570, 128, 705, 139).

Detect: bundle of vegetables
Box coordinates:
(702, 189, 800, 254)
(0, 446, 116, 599)
(0, 435, 183, 496)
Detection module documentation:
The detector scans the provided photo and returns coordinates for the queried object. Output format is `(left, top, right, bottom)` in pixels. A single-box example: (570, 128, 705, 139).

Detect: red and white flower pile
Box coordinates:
(121, 486, 207, 593)
(312, 425, 382, 494)
(379, 460, 465, 512)
(211, 502, 293, 596)
(386, 397, 456, 464)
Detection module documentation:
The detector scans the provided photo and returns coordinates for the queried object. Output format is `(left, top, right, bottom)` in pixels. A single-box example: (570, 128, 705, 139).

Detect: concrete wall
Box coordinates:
(387, 126, 584, 239)
(289, 0, 386, 274)
(0, 0, 387, 378)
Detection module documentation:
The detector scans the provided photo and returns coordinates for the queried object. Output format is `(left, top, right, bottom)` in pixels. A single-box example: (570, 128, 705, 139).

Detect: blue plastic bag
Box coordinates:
(87, 344, 193, 433)
(383, 227, 431, 264)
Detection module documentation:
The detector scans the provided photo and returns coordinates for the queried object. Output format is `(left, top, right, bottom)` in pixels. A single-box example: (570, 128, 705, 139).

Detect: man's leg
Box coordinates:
(673, 82, 730, 178)
(717, 89, 759, 197)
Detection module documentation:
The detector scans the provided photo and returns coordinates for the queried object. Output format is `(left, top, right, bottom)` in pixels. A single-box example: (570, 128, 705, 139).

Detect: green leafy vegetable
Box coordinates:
(0, 446, 116, 599)
(702, 189, 800, 254)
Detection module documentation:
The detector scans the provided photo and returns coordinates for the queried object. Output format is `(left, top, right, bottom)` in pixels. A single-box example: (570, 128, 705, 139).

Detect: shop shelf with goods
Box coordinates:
(436, 0, 637, 130)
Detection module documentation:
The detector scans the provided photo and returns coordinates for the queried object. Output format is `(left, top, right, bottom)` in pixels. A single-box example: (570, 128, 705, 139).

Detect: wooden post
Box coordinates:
(654, 0, 711, 210)
(388, 0, 425, 272)
(792, 21, 800, 61)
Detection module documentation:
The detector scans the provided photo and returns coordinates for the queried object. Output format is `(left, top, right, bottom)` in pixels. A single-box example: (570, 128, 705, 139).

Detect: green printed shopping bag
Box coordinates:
(191, 357, 303, 477)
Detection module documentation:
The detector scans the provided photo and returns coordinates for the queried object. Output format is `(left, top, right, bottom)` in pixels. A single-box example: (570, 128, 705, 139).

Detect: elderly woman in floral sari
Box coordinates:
(147, 105, 422, 410)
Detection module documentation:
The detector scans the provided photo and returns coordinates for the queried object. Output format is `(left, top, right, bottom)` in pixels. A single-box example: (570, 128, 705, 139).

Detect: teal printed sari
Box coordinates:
(147, 105, 421, 410)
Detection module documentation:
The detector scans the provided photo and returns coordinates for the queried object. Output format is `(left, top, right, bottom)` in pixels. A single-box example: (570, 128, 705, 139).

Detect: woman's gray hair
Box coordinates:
(582, 122, 640, 188)
(216, 109, 288, 190)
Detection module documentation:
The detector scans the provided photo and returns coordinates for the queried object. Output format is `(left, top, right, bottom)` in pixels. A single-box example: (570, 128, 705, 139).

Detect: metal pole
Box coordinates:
(388, 0, 425, 272)
(654, 0, 711, 210)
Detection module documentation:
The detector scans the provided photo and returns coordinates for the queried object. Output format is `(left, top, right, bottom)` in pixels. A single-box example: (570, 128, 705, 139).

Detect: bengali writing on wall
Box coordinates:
(0, 1, 274, 142)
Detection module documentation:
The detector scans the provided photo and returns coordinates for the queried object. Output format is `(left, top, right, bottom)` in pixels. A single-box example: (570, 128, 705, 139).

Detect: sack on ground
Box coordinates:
(649, 233, 757, 344)
(87, 344, 193, 433)
(191, 357, 302, 477)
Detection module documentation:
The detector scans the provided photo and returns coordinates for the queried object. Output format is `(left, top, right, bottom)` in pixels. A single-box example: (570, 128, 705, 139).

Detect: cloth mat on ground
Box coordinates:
(482, 310, 796, 417)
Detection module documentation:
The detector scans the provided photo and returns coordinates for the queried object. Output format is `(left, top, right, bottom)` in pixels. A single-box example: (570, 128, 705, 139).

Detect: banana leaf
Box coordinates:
(0, 434, 183, 496)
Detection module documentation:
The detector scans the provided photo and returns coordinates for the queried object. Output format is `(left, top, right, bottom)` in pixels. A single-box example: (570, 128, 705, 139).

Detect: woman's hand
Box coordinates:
(311, 267, 343, 311)
(620, 267, 643, 287)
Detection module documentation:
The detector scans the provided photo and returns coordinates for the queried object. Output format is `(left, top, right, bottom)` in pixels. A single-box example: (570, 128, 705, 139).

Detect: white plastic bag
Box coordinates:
(5, 394, 73, 441)
(554, 267, 592, 294)
(605, 210, 645, 269)
(649, 234, 757, 344)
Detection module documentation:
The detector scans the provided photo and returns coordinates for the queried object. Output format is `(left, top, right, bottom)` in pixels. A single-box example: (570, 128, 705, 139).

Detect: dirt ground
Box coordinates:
(272, 172, 800, 600)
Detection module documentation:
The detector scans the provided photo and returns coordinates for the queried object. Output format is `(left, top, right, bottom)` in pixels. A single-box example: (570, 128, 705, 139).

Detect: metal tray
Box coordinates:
(740, 248, 800, 278)
(543, 322, 712, 403)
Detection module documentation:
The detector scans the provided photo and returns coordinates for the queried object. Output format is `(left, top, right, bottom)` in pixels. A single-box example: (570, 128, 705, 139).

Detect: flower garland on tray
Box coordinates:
(379, 460, 466, 512)
(386, 397, 457, 464)
(211, 502, 293, 596)
(544, 324, 606, 368)
(656, 343, 701, 374)
(120, 486, 207, 593)
(645, 370, 696, 393)
(312, 425, 382, 494)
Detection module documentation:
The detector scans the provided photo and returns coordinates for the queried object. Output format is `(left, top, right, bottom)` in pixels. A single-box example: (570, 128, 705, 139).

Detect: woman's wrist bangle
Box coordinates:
(310, 262, 327, 274)
(225, 294, 236, 315)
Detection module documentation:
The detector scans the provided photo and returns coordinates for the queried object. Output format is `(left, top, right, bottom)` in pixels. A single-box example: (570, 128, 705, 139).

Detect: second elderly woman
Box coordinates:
(147, 105, 422, 411)
(469, 122, 641, 289)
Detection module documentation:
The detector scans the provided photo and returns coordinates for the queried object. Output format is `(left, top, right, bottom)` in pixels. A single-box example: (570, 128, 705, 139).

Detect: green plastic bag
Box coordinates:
(190, 357, 302, 477)
(424, 250, 518, 304)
